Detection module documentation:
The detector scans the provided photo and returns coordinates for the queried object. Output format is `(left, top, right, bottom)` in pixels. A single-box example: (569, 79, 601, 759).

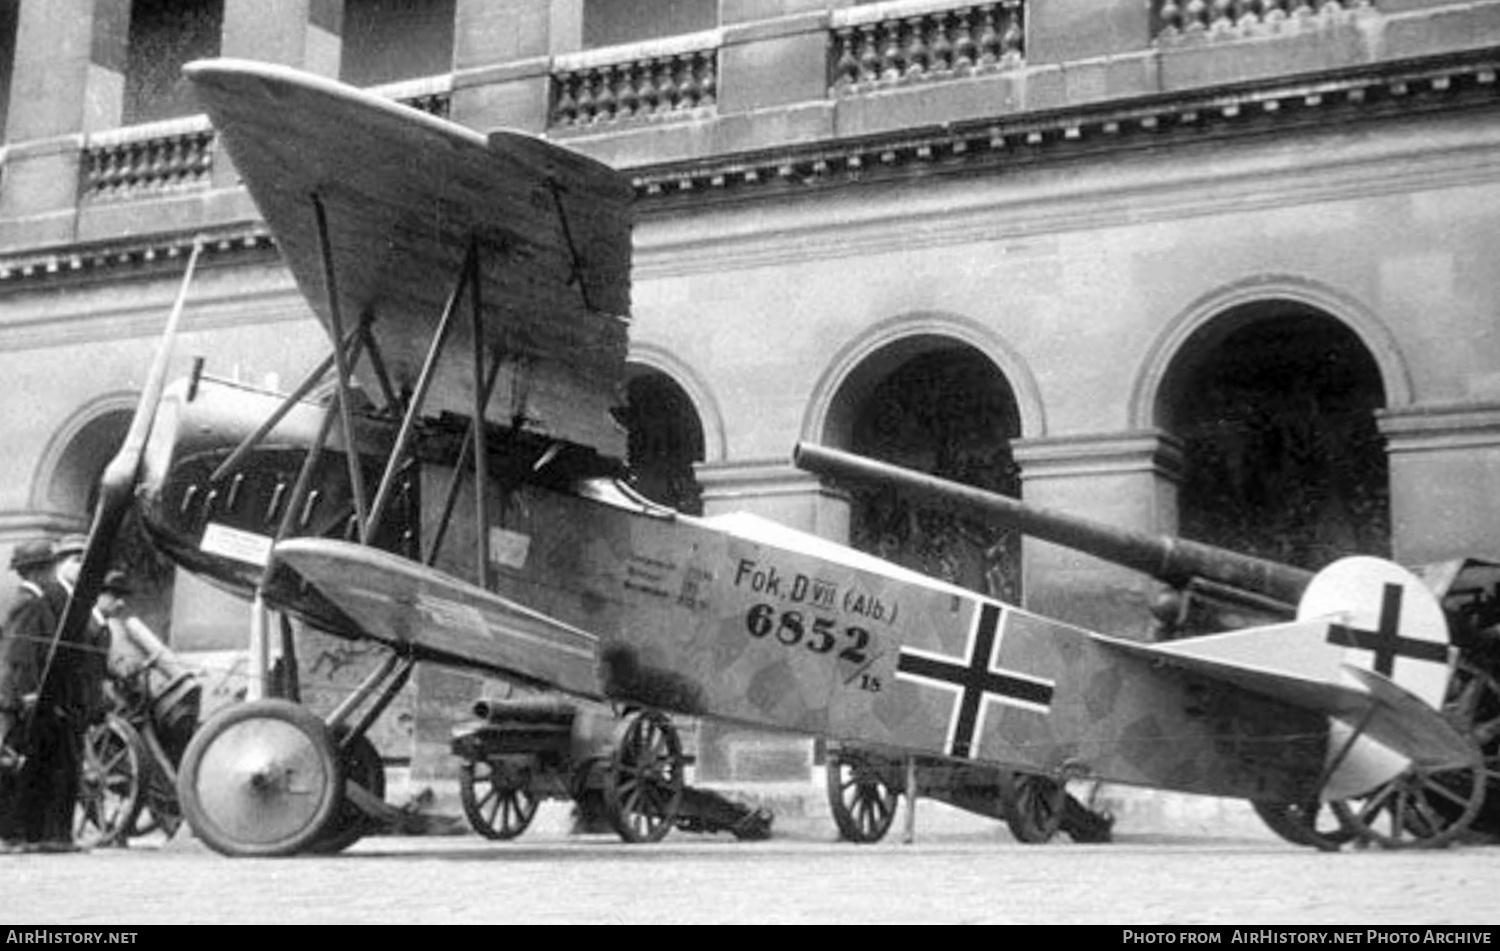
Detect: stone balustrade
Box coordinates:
(550, 30, 721, 128)
(829, 0, 1025, 93)
(1156, 0, 1371, 36)
(77, 81, 450, 204)
(81, 116, 216, 203)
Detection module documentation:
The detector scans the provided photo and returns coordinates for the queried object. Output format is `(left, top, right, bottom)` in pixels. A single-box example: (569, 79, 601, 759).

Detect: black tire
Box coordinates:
(175, 699, 342, 857)
(602, 710, 683, 843)
(460, 759, 539, 840)
(1005, 773, 1065, 844)
(75, 715, 147, 848)
(825, 748, 900, 843)
(1251, 800, 1355, 851)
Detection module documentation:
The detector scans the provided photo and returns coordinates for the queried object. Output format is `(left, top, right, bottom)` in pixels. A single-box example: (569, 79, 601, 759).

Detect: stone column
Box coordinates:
(450, 0, 556, 132)
(1011, 430, 1184, 640)
(1379, 402, 1500, 567)
(0, 0, 129, 246)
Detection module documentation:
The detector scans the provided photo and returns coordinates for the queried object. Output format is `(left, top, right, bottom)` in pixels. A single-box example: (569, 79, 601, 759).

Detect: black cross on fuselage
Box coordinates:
(1325, 582, 1449, 675)
(896, 602, 1054, 759)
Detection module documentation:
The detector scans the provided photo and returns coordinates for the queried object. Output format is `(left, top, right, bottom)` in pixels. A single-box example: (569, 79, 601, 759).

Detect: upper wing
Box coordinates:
(185, 59, 633, 456)
(272, 537, 602, 699)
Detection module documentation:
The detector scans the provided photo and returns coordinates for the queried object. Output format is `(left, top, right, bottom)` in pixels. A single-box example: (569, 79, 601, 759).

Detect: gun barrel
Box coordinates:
(793, 442, 1314, 608)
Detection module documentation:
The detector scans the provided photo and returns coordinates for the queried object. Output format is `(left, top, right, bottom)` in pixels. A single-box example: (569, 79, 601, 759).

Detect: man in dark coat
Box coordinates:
(0, 535, 109, 851)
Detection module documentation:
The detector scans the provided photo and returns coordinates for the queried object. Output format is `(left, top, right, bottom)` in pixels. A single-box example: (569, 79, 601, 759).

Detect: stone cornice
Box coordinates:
(0, 221, 275, 288)
(1378, 401, 1500, 453)
(2, 48, 1498, 289)
(628, 45, 1500, 207)
(1012, 430, 1186, 483)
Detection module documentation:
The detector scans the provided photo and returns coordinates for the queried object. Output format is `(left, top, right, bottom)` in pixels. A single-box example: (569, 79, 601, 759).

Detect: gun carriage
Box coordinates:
(450, 697, 771, 843)
(824, 743, 1113, 844)
(795, 443, 1500, 850)
(74, 618, 203, 847)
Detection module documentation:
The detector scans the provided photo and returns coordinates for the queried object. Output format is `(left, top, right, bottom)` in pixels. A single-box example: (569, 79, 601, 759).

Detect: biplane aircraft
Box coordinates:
(41, 58, 1487, 856)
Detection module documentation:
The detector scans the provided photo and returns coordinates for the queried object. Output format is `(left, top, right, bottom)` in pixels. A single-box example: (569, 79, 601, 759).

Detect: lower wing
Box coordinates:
(271, 537, 601, 699)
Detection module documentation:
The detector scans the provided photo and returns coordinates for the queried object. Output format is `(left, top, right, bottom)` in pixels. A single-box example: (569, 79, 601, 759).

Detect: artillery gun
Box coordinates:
(795, 442, 1500, 849)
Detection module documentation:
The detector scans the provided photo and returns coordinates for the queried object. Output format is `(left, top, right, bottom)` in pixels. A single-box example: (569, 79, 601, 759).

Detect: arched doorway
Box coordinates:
(619, 367, 706, 515)
(831, 339, 1023, 601)
(43, 405, 175, 635)
(1159, 302, 1389, 572)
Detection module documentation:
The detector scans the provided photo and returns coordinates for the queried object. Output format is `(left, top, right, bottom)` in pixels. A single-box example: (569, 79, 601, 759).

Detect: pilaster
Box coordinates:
(695, 457, 850, 539)
(450, 0, 554, 131)
(1011, 430, 1184, 638)
(215, 0, 343, 189)
(0, 0, 129, 243)
(221, 0, 343, 75)
(1378, 402, 1500, 565)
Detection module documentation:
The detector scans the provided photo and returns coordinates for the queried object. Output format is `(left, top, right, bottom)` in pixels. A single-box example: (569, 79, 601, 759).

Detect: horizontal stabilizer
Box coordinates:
(272, 538, 601, 699)
(1095, 624, 1474, 771)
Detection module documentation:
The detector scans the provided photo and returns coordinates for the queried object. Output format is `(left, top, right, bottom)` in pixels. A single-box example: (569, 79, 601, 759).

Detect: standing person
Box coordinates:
(0, 535, 108, 852)
(0, 539, 61, 850)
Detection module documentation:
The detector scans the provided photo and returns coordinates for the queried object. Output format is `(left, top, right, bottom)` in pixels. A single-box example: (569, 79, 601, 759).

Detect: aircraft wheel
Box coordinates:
(1006, 773, 1066, 844)
(176, 699, 342, 857)
(825, 748, 900, 843)
(602, 709, 683, 843)
(307, 729, 386, 854)
(1251, 800, 1356, 852)
(460, 759, 539, 840)
(75, 714, 146, 848)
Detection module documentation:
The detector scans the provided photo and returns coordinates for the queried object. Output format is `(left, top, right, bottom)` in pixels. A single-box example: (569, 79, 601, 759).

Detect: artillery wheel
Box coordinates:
(825, 748, 900, 844)
(176, 699, 342, 857)
(74, 714, 146, 848)
(1331, 757, 1486, 849)
(460, 759, 539, 840)
(1251, 800, 1356, 852)
(601, 709, 684, 843)
(1006, 773, 1066, 844)
(1329, 659, 1500, 849)
(308, 729, 386, 854)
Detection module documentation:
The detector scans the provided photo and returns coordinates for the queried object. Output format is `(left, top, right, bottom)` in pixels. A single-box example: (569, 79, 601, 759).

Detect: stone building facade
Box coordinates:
(1, 0, 1499, 801)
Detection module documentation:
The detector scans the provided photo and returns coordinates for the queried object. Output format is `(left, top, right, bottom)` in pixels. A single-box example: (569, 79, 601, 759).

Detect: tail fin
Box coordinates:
(1094, 556, 1465, 799)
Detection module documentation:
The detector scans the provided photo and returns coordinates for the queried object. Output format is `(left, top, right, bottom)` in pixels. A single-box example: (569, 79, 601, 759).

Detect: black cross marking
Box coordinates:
(897, 602, 1054, 759)
(1325, 582, 1449, 676)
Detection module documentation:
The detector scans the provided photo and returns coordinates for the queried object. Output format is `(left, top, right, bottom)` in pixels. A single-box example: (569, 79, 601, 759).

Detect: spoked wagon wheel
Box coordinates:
(1332, 758, 1486, 849)
(176, 699, 343, 857)
(1251, 800, 1357, 852)
(75, 714, 146, 848)
(825, 747, 900, 843)
(601, 709, 684, 843)
(1006, 773, 1066, 844)
(460, 758, 539, 840)
(1331, 659, 1500, 850)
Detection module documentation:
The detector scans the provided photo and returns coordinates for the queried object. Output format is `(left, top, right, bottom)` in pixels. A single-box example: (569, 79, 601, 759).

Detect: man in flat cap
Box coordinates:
(0, 534, 108, 852)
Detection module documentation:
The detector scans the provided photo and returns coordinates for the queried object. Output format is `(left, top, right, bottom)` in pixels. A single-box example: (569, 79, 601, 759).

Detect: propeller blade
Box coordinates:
(49, 239, 204, 656)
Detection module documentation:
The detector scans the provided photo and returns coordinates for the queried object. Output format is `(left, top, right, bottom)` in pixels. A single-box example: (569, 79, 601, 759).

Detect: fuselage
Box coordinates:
(138, 374, 1330, 803)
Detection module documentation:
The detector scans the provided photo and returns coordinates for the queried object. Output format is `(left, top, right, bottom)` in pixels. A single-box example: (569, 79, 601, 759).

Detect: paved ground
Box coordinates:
(4, 800, 1499, 926)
